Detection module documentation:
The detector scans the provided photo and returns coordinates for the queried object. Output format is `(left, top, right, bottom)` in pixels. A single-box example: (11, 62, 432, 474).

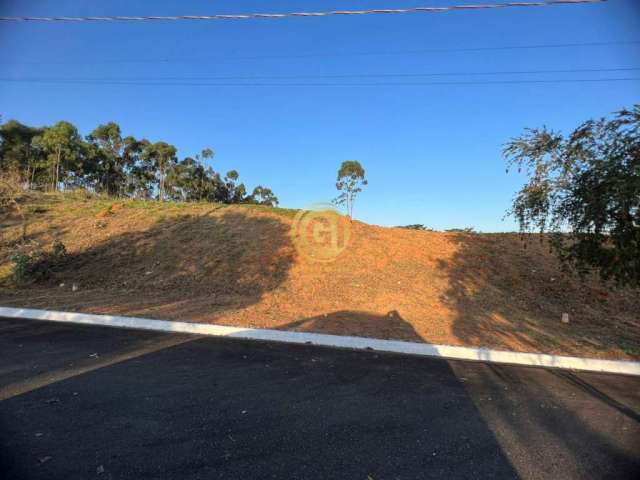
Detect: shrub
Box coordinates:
(398, 224, 435, 231)
(10, 252, 34, 283)
(445, 227, 477, 234)
(11, 240, 68, 284)
(0, 170, 23, 210)
(0, 170, 28, 240)
(52, 240, 67, 257)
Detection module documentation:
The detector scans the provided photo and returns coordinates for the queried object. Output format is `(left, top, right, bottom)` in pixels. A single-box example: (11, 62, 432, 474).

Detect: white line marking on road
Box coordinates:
(1, 307, 639, 376)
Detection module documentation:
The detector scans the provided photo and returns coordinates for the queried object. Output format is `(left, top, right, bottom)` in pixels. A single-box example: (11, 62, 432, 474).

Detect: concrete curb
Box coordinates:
(1, 306, 639, 376)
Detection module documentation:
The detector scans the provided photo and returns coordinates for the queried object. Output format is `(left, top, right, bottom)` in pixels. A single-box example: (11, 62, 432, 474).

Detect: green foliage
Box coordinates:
(0, 170, 22, 209)
(200, 148, 214, 160)
(11, 240, 68, 284)
(51, 239, 67, 257)
(11, 252, 33, 283)
(31, 121, 83, 192)
(85, 122, 129, 196)
(0, 120, 45, 188)
(0, 169, 28, 239)
(144, 141, 177, 201)
(0, 118, 278, 208)
(505, 105, 640, 287)
(222, 170, 246, 204)
(334, 160, 367, 219)
(249, 186, 279, 207)
(398, 224, 435, 231)
(444, 227, 477, 234)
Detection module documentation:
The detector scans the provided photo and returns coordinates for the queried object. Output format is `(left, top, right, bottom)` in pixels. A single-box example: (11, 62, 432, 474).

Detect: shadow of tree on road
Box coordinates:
(450, 361, 640, 479)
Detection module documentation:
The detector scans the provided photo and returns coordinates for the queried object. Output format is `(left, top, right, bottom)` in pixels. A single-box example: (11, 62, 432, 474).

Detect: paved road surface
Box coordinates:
(0, 318, 638, 479)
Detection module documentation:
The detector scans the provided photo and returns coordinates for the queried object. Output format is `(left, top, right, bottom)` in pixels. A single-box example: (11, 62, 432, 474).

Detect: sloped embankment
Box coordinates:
(1, 193, 638, 359)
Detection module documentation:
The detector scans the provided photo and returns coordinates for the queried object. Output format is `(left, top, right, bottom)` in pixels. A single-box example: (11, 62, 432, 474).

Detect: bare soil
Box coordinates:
(1, 192, 638, 360)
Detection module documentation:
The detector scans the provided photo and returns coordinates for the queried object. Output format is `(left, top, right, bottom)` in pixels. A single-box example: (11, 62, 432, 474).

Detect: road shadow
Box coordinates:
(0, 318, 521, 479)
(281, 309, 424, 342)
(437, 233, 640, 356)
(450, 361, 640, 478)
(1, 210, 295, 320)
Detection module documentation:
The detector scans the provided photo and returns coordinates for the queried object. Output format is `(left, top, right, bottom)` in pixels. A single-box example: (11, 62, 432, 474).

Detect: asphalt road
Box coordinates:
(0, 318, 638, 480)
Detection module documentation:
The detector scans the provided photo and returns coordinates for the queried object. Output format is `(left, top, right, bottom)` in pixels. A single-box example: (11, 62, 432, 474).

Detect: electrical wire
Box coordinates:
(0, 77, 636, 87)
(2, 66, 633, 82)
(0, 1, 606, 23)
(4, 40, 636, 65)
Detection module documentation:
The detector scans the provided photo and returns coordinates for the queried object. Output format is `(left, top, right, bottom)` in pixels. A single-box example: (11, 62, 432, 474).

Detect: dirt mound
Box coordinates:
(1, 192, 638, 359)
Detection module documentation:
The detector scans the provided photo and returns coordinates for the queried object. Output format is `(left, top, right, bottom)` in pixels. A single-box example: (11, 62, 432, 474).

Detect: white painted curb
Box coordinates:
(1, 307, 639, 376)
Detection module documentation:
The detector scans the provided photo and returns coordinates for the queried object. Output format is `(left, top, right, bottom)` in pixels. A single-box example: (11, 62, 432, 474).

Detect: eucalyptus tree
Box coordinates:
(86, 122, 129, 196)
(31, 121, 82, 191)
(1, 118, 280, 208)
(222, 170, 248, 204)
(250, 186, 279, 207)
(334, 160, 367, 219)
(194, 148, 215, 201)
(122, 137, 153, 198)
(0, 120, 44, 188)
(144, 141, 177, 201)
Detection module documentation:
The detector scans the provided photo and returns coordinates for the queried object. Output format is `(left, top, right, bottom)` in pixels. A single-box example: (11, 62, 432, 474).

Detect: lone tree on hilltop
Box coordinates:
(334, 160, 367, 220)
(504, 105, 640, 288)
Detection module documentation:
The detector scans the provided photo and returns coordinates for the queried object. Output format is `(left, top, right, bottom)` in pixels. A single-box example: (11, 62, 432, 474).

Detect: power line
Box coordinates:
(3, 67, 633, 82)
(0, 1, 606, 23)
(0, 77, 636, 87)
(3, 40, 636, 65)
(204, 40, 640, 61)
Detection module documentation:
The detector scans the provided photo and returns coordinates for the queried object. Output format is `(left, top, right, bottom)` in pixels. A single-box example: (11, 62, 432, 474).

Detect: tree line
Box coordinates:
(0, 119, 279, 206)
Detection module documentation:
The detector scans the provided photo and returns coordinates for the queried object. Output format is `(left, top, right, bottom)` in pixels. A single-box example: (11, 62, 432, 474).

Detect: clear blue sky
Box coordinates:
(1, 1, 639, 231)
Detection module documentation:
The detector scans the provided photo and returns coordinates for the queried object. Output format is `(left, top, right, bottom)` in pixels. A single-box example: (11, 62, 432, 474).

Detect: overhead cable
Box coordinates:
(0, 1, 606, 23)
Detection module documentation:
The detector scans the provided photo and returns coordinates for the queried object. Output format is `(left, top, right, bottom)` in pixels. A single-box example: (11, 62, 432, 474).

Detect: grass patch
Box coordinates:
(241, 203, 299, 219)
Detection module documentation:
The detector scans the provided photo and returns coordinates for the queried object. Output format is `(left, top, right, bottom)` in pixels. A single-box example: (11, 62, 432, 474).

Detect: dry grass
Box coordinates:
(1, 191, 638, 360)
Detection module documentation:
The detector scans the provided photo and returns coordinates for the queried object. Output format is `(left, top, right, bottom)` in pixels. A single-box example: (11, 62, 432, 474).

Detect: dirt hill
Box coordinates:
(1, 192, 638, 359)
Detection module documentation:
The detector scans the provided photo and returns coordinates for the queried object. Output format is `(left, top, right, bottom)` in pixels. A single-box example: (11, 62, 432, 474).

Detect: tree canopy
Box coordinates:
(0, 118, 279, 207)
(31, 121, 82, 192)
(504, 105, 640, 287)
(334, 160, 367, 219)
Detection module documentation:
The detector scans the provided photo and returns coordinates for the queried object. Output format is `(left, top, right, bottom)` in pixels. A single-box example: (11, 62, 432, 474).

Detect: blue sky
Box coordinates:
(1, 0, 639, 231)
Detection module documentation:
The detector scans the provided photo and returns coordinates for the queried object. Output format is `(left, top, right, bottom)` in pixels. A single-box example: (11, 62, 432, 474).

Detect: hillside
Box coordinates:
(1, 192, 638, 360)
